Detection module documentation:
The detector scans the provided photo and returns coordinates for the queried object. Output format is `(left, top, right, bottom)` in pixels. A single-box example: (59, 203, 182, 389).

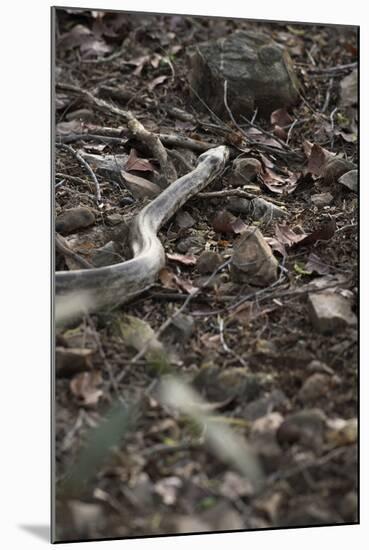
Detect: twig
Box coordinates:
(218, 315, 248, 368)
(286, 119, 298, 146)
(56, 82, 177, 185)
(55, 234, 94, 269)
(56, 133, 127, 146)
(56, 143, 102, 203)
(330, 106, 338, 149)
(308, 62, 357, 75)
(321, 77, 334, 113)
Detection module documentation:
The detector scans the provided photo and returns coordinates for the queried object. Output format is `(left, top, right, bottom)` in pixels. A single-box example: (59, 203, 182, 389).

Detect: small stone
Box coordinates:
(170, 313, 194, 341)
(175, 209, 196, 229)
(231, 227, 279, 286)
(338, 169, 358, 193)
(243, 390, 288, 421)
(197, 250, 223, 274)
(227, 197, 251, 215)
(306, 360, 334, 375)
(105, 213, 124, 225)
(277, 409, 326, 448)
(339, 491, 358, 522)
(55, 207, 95, 235)
(340, 68, 358, 108)
(231, 158, 262, 186)
(177, 234, 206, 254)
(297, 373, 331, 403)
(307, 292, 357, 333)
(311, 192, 334, 207)
(323, 157, 356, 184)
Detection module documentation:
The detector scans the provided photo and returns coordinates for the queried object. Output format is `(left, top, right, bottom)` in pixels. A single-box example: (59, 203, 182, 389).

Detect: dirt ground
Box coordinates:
(53, 8, 358, 542)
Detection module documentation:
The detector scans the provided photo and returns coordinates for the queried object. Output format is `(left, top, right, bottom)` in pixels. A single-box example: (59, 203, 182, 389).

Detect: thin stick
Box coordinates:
(55, 234, 94, 269)
(56, 143, 102, 203)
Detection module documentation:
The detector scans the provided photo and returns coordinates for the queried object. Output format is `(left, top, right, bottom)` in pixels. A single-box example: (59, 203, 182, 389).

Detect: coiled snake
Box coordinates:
(55, 146, 229, 320)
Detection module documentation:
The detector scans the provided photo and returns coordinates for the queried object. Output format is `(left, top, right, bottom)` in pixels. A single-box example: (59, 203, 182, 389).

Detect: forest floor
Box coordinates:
(53, 8, 358, 542)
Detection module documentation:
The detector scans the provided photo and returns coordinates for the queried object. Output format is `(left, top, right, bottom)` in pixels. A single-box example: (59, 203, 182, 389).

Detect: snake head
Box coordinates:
(198, 145, 230, 168)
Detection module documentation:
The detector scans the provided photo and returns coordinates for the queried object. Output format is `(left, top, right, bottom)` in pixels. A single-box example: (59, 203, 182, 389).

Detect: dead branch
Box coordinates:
(56, 143, 102, 203)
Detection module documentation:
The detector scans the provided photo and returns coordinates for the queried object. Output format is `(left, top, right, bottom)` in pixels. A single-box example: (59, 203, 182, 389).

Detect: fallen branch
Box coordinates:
(55, 234, 94, 269)
(56, 82, 177, 185)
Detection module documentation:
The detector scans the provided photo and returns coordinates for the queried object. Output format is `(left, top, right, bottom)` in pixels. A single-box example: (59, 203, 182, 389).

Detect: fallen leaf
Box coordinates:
(166, 252, 197, 266)
(148, 75, 169, 92)
(304, 142, 333, 176)
(56, 120, 85, 135)
(305, 253, 331, 275)
(58, 24, 92, 51)
(70, 370, 103, 406)
(274, 224, 307, 247)
(56, 347, 95, 378)
(125, 148, 155, 172)
(295, 219, 336, 247)
(262, 168, 299, 194)
(271, 108, 293, 128)
(212, 210, 247, 234)
(159, 268, 198, 294)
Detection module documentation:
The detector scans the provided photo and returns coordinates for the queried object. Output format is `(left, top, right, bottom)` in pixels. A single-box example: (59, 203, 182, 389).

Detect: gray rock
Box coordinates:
(307, 292, 357, 333)
(196, 250, 223, 274)
(188, 30, 300, 118)
(231, 227, 279, 286)
(277, 409, 326, 449)
(311, 192, 334, 207)
(297, 373, 331, 403)
(323, 157, 356, 184)
(177, 234, 206, 254)
(55, 207, 95, 235)
(249, 198, 287, 220)
(340, 68, 358, 108)
(338, 169, 358, 193)
(231, 158, 262, 186)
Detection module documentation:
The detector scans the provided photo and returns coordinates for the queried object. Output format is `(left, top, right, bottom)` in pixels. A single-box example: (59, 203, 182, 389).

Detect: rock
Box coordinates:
(249, 412, 284, 473)
(306, 359, 334, 375)
(188, 30, 300, 118)
(169, 313, 194, 342)
(297, 373, 331, 403)
(338, 169, 358, 193)
(55, 207, 95, 235)
(196, 250, 223, 274)
(177, 234, 206, 254)
(230, 158, 262, 186)
(277, 409, 326, 449)
(231, 227, 279, 286)
(307, 292, 357, 333)
(322, 157, 356, 184)
(243, 390, 289, 421)
(78, 152, 128, 182)
(227, 197, 252, 215)
(339, 491, 358, 522)
(56, 347, 95, 377)
(105, 213, 125, 225)
(248, 198, 287, 220)
(311, 192, 334, 207)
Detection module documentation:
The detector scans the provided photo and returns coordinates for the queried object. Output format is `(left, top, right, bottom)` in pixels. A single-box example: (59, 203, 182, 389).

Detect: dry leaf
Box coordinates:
(125, 149, 155, 172)
(166, 252, 197, 266)
(121, 171, 161, 199)
(70, 370, 103, 406)
(271, 108, 293, 128)
(212, 210, 247, 234)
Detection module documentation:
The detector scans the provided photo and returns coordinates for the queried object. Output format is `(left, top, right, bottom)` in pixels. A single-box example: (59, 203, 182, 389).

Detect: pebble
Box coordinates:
(311, 192, 334, 207)
(196, 250, 223, 274)
(307, 292, 357, 333)
(297, 373, 331, 403)
(177, 234, 206, 254)
(231, 157, 262, 186)
(55, 207, 95, 235)
(323, 157, 356, 184)
(276, 408, 326, 448)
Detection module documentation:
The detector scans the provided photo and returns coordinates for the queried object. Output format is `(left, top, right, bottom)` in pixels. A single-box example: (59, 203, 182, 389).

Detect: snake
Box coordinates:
(55, 146, 229, 320)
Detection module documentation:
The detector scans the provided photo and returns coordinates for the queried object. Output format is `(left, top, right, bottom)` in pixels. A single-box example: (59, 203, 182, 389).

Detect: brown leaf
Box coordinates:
(212, 210, 247, 234)
(271, 108, 293, 128)
(159, 268, 198, 294)
(56, 347, 95, 378)
(166, 252, 197, 266)
(262, 168, 299, 194)
(305, 253, 331, 275)
(125, 149, 155, 172)
(305, 143, 333, 176)
(70, 371, 103, 407)
(295, 219, 336, 247)
(148, 75, 169, 92)
(274, 224, 307, 247)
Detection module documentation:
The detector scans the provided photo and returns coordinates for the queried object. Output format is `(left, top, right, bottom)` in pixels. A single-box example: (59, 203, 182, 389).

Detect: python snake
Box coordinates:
(55, 146, 229, 320)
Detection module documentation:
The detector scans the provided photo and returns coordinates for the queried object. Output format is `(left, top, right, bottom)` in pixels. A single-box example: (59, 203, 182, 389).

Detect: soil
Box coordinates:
(53, 8, 358, 542)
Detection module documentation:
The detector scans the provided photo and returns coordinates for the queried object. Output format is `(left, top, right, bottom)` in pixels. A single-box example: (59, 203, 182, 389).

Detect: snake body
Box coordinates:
(55, 146, 229, 319)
